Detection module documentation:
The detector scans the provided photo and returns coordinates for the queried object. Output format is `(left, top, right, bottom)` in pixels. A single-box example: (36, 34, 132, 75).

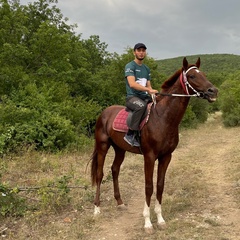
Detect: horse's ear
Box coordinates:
(183, 57, 188, 70)
(196, 57, 201, 68)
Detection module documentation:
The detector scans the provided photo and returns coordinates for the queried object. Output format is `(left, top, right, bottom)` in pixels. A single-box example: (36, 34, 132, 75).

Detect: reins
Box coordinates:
(158, 66, 204, 98)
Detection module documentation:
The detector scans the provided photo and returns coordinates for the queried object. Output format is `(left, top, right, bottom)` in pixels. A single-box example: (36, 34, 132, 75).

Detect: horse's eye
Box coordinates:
(189, 75, 195, 79)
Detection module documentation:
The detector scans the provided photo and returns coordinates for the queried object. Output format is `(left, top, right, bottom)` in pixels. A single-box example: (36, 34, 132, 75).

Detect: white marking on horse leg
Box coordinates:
(154, 200, 166, 226)
(94, 205, 101, 215)
(143, 201, 153, 229)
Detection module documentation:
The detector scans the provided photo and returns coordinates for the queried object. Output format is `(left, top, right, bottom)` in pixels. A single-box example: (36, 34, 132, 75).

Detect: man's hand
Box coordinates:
(147, 89, 158, 95)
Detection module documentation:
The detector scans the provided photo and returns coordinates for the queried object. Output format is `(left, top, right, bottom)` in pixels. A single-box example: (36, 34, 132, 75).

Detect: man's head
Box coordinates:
(134, 43, 147, 51)
(133, 43, 147, 61)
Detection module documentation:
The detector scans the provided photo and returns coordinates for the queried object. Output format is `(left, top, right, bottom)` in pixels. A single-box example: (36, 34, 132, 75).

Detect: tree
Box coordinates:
(0, 0, 102, 153)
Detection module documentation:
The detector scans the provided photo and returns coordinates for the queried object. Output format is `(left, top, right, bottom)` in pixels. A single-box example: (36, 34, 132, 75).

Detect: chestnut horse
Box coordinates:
(91, 57, 218, 231)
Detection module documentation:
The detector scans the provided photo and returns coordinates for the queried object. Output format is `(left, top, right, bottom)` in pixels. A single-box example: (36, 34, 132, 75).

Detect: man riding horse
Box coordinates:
(124, 43, 158, 147)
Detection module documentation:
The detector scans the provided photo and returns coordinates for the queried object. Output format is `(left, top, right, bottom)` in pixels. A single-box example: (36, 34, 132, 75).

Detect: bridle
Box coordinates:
(158, 66, 205, 98)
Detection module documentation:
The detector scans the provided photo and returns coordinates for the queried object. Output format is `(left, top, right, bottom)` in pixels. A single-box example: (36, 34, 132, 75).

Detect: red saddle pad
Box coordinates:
(112, 109, 129, 132)
(113, 104, 153, 133)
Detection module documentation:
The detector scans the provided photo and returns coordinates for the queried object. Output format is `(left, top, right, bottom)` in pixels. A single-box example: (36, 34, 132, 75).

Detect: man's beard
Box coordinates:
(136, 56, 145, 61)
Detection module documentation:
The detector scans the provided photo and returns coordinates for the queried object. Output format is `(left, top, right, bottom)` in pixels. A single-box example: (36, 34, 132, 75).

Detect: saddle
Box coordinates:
(112, 103, 153, 133)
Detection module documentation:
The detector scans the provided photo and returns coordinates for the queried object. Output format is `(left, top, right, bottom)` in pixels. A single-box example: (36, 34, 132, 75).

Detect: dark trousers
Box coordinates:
(126, 96, 149, 131)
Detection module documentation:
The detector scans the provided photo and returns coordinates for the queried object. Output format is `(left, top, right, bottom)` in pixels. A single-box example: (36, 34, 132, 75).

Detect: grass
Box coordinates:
(0, 149, 95, 239)
(225, 145, 240, 207)
(0, 113, 240, 239)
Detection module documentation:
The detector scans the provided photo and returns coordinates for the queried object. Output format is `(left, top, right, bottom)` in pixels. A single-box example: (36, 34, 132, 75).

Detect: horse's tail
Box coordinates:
(91, 145, 98, 186)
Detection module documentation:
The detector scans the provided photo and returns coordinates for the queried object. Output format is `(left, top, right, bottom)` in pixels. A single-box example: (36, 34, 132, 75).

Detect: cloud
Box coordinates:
(20, 0, 240, 59)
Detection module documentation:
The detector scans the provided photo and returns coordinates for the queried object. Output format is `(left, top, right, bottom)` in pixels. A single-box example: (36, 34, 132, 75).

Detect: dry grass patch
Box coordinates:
(1, 113, 240, 239)
(0, 150, 96, 239)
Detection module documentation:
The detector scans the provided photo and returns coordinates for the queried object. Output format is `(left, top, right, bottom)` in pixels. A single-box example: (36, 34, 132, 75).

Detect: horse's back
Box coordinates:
(100, 105, 125, 119)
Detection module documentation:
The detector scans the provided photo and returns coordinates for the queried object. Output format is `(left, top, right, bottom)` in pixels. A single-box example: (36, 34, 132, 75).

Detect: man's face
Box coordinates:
(134, 48, 146, 60)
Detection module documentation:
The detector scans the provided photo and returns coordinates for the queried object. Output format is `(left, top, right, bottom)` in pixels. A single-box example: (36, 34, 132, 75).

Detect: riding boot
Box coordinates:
(124, 129, 140, 147)
(132, 131, 140, 147)
(126, 129, 134, 136)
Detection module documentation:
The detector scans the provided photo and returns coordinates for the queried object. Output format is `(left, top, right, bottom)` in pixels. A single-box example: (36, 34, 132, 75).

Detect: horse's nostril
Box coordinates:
(208, 87, 218, 95)
(208, 88, 214, 93)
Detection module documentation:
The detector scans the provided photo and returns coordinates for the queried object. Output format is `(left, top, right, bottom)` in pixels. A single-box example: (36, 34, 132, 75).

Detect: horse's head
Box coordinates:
(182, 57, 218, 103)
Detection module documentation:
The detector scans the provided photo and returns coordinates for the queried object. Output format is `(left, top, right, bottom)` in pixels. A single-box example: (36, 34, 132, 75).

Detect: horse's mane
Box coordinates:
(161, 68, 182, 90)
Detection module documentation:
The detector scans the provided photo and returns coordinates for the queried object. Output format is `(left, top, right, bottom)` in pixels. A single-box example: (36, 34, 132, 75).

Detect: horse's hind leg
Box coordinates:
(111, 145, 126, 207)
(93, 142, 110, 215)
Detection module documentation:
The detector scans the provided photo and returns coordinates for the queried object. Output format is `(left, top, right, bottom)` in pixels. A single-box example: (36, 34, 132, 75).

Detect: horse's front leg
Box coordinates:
(143, 156, 155, 232)
(111, 146, 126, 208)
(155, 154, 172, 228)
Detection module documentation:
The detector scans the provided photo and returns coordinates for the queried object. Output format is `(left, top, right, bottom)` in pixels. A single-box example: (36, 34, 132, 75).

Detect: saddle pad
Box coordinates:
(112, 109, 129, 132)
(113, 104, 153, 133)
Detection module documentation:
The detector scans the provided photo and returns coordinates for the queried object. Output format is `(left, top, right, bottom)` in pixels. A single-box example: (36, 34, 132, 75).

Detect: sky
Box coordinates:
(19, 0, 240, 60)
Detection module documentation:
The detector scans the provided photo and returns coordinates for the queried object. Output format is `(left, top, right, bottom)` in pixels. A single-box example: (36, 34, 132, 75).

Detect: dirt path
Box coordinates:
(88, 113, 240, 240)
(176, 113, 240, 239)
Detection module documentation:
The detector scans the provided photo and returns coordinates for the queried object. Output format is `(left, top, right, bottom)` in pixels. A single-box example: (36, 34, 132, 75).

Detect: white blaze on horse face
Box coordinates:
(143, 201, 153, 229)
(94, 205, 101, 215)
(154, 200, 166, 225)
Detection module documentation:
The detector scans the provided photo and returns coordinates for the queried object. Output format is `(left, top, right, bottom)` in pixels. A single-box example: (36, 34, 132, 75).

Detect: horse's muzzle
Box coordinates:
(203, 87, 218, 103)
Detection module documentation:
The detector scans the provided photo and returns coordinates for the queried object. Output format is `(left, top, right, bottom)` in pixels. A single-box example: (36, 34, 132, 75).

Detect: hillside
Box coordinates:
(156, 54, 240, 76)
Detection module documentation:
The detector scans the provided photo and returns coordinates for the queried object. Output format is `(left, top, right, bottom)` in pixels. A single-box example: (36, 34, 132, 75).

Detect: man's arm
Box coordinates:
(127, 76, 158, 94)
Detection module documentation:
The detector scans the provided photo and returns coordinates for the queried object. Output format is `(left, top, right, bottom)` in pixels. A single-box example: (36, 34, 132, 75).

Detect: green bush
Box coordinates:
(0, 163, 24, 217)
(0, 174, 73, 217)
(189, 97, 209, 123)
(219, 72, 240, 127)
(14, 114, 76, 150)
(181, 105, 198, 128)
(0, 183, 27, 217)
(37, 175, 72, 212)
(0, 83, 101, 153)
(181, 97, 211, 129)
(0, 107, 76, 152)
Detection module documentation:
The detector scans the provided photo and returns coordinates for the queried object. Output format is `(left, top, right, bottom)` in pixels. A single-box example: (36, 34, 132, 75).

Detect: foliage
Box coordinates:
(0, 175, 73, 217)
(0, 159, 27, 217)
(180, 105, 198, 129)
(0, 0, 103, 154)
(188, 97, 209, 123)
(0, 83, 101, 152)
(0, 0, 239, 154)
(0, 152, 76, 217)
(219, 71, 240, 127)
(0, 182, 27, 217)
(156, 54, 240, 81)
(37, 175, 72, 211)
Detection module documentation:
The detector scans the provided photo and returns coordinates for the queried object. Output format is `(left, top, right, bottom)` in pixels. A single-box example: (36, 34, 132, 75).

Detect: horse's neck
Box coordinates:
(153, 79, 190, 126)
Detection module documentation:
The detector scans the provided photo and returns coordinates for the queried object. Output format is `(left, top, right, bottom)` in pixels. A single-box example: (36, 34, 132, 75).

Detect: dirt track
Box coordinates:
(88, 112, 240, 240)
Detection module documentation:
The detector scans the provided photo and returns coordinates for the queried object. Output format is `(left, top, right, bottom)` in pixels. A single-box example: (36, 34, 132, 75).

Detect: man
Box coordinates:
(124, 43, 158, 147)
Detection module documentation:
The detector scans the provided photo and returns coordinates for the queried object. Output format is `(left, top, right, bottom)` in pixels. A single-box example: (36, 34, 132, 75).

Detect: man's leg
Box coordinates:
(124, 97, 147, 146)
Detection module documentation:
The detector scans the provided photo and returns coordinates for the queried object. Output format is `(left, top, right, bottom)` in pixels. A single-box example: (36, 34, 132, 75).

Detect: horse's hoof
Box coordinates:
(157, 222, 167, 230)
(94, 206, 101, 216)
(117, 204, 127, 211)
(144, 226, 154, 234)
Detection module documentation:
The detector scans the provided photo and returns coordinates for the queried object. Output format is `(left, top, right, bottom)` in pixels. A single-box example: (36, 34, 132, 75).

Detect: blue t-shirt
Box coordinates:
(125, 60, 151, 100)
